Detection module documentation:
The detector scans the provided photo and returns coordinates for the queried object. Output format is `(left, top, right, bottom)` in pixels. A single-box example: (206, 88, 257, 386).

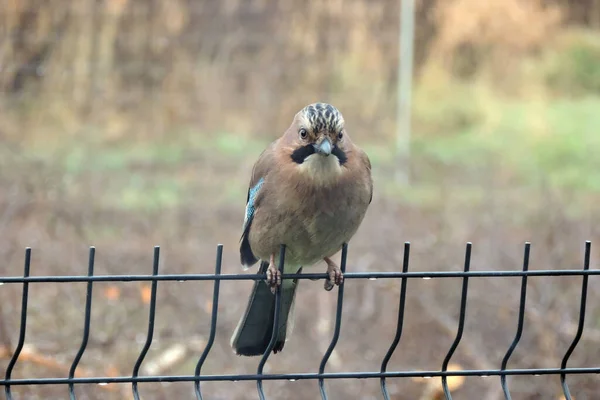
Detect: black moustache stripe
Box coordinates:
(290, 144, 348, 165)
(290, 144, 316, 164)
(332, 146, 347, 165)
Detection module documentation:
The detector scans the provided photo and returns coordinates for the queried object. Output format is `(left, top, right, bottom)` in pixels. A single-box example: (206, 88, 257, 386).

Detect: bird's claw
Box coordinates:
(266, 262, 281, 293)
(324, 258, 343, 291)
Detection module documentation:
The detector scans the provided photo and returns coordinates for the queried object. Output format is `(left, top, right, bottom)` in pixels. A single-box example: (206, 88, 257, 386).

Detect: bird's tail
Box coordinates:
(230, 261, 301, 356)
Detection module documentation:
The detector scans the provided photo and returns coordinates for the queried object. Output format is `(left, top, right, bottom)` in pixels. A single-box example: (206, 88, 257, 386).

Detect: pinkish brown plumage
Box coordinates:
(232, 103, 372, 356)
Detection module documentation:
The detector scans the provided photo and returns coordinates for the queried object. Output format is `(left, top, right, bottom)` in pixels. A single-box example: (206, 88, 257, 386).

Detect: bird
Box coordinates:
(230, 102, 373, 356)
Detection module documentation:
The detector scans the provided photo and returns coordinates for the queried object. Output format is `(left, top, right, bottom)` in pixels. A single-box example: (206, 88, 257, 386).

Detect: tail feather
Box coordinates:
(230, 262, 301, 356)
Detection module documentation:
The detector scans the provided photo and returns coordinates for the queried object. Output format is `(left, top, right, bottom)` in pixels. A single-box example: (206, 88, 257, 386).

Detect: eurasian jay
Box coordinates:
(230, 103, 373, 356)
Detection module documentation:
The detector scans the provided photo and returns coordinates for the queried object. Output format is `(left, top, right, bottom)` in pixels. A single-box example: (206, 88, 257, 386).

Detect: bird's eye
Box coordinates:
(338, 131, 344, 140)
(299, 128, 308, 139)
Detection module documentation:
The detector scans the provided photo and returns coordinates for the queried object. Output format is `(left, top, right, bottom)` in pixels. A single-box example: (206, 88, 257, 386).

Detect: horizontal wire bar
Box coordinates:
(1, 368, 599, 386)
(1, 269, 600, 283)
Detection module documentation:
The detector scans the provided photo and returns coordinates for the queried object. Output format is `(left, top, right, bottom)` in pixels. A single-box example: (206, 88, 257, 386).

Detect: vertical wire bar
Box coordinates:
(194, 244, 223, 400)
(500, 242, 530, 400)
(560, 241, 591, 400)
(380, 242, 411, 400)
(257, 245, 286, 400)
(132, 246, 160, 400)
(441, 242, 471, 400)
(318, 243, 348, 400)
(68, 247, 96, 400)
(4, 248, 31, 400)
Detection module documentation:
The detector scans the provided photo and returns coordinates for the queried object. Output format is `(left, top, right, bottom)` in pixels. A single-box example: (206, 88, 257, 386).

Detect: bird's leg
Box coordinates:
(323, 256, 343, 291)
(265, 253, 281, 293)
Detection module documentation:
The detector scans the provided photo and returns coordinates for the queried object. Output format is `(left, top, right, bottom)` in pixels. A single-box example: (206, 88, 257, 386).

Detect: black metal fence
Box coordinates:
(0, 241, 596, 400)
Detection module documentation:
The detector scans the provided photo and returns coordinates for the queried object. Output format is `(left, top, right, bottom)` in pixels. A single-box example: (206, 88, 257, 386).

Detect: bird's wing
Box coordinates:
(240, 141, 277, 267)
(358, 148, 373, 204)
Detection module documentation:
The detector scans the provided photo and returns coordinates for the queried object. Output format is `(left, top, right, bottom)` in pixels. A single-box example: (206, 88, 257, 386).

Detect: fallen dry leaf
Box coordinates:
(139, 284, 152, 304)
(412, 363, 465, 400)
(142, 344, 187, 375)
(102, 285, 121, 301)
(105, 364, 121, 377)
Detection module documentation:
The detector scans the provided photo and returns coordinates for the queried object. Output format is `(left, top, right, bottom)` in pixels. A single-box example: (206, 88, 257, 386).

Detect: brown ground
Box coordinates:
(0, 136, 599, 400)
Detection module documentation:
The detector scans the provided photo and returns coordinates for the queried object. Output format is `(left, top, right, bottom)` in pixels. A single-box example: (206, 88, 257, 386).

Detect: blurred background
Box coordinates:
(1, 0, 600, 399)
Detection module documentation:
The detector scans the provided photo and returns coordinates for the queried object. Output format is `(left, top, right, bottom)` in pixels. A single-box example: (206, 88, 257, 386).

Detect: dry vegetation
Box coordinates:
(1, 0, 600, 399)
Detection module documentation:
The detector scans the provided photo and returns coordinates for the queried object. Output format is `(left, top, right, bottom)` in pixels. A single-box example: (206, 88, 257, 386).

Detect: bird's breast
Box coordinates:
(249, 175, 370, 267)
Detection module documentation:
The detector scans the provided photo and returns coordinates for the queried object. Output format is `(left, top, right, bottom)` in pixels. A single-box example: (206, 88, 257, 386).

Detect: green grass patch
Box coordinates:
(5, 78, 599, 214)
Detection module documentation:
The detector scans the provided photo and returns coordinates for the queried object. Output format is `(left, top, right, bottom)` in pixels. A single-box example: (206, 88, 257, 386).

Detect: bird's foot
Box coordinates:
(266, 254, 281, 294)
(323, 257, 343, 291)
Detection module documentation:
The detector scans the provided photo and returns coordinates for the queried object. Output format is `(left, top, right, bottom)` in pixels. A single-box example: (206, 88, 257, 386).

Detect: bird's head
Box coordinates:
(285, 103, 348, 183)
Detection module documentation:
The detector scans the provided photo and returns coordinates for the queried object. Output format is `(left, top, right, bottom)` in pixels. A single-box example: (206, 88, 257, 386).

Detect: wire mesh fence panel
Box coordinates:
(0, 242, 597, 400)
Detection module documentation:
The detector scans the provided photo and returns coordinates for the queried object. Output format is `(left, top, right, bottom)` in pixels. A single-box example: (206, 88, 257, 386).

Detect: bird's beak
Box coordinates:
(314, 137, 332, 156)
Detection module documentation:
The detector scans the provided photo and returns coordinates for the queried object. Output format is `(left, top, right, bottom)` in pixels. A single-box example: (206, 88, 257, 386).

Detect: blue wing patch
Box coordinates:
(240, 177, 264, 268)
(244, 177, 264, 228)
